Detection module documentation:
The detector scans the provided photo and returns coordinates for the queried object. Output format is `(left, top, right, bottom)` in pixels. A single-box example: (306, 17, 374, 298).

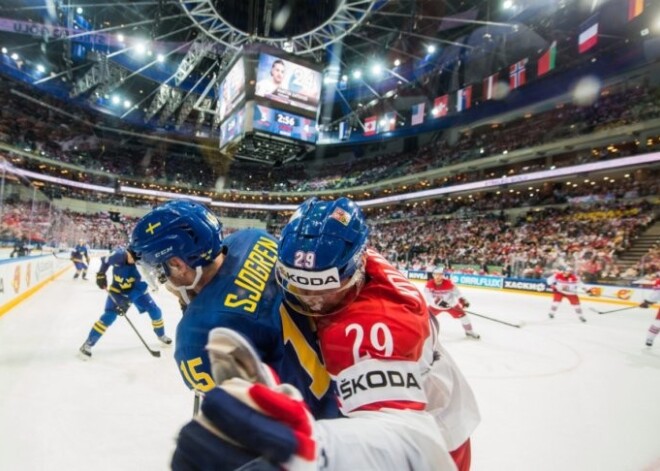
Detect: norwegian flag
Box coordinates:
(509, 59, 527, 90)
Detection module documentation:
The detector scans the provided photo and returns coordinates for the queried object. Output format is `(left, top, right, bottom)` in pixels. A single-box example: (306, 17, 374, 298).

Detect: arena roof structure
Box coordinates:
(1, 0, 653, 127)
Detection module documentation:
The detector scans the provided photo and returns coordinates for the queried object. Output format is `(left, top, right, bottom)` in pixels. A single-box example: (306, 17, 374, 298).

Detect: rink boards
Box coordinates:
(0, 254, 70, 317)
(403, 271, 656, 306)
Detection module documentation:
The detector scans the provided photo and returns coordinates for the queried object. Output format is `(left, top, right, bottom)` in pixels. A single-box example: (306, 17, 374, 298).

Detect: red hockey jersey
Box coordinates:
(315, 249, 430, 415)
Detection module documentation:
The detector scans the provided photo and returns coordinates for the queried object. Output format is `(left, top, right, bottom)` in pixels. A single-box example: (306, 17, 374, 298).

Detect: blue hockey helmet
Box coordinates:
(129, 199, 223, 283)
(276, 197, 369, 316)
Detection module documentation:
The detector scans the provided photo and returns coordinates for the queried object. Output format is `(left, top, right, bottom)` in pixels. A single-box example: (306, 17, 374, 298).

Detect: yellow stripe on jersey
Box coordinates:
(280, 305, 330, 399)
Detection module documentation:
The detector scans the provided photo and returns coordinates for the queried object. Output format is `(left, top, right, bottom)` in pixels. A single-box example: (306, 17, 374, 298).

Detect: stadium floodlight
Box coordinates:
(111, 95, 120, 105)
(134, 42, 148, 55)
(10, 53, 18, 60)
(117, 33, 124, 43)
(371, 63, 382, 76)
(503, 0, 514, 9)
(1, 47, 6, 54)
(36, 64, 46, 73)
(157, 53, 165, 63)
(76, 7, 83, 14)
(427, 45, 436, 54)
(123, 100, 131, 109)
(352, 69, 362, 79)
(393, 59, 401, 67)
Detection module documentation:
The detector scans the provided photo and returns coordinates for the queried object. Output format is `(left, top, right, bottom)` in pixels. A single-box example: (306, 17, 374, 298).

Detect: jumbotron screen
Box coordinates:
(219, 106, 246, 148)
(254, 53, 322, 116)
(217, 58, 246, 123)
(253, 104, 318, 143)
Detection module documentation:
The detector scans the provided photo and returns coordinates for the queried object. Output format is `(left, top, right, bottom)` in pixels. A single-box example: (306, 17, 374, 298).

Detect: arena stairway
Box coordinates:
(617, 220, 660, 273)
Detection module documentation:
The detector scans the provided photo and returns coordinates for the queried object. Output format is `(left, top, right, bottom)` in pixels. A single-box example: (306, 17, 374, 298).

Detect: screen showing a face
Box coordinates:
(217, 58, 246, 122)
(253, 104, 318, 143)
(219, 107, 246, 148)
(254, 53, 321, 115)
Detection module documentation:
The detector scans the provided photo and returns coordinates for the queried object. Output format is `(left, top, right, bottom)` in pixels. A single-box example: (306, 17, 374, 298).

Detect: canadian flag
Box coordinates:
(364, 116, 377, 136)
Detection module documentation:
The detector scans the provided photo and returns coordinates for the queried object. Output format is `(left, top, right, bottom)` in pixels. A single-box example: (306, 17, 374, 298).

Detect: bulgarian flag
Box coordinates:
(537, 41, 557, 77)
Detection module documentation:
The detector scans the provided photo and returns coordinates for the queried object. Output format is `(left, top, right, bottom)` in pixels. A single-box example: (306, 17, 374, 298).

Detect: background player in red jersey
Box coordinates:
(639, 274, 660, 347)
(424, 267, 480, 339)
(546, 266, 586, 322)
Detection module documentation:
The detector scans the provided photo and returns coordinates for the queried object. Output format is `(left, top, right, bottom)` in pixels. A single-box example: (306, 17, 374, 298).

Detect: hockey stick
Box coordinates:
(588, 305, 639, 315)
(193, 389, 203, 417)
(52, 251, 71, 260)
(107, 291, 161, 358)
(465, 310, 522, 328)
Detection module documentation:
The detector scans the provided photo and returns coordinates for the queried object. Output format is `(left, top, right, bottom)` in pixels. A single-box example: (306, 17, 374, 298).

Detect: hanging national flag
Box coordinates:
(537, 42, 557, 77)
(456, 85, 472, 112)
(338, 120, 350, 140)
(509, 59, 527, 90)
(628, 0, 643, 20)
(578, 14, 599, 53)
(483, 73, 498, 100)
(379, 112, 396, 133)
(364, 116, 377, 136)
(411, 103, 425, 126)
(432, 95, 449, 117)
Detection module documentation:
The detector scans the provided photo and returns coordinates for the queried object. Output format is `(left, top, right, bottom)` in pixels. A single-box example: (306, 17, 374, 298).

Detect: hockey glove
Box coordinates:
(459, 297, 470, 308)
(640, 300, 651, 309)
(173, 379, 317, 471)
(96, 273, 108, 290)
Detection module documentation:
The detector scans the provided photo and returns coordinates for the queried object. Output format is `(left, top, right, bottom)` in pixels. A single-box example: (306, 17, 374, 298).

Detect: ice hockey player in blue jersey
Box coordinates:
(129, 199, 338, 419)
(78, 248, 172, 358)
(71, 239, 90, 280)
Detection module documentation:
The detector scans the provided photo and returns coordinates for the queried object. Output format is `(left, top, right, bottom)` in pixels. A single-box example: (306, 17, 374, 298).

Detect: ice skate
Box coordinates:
(466, 331, 481, 340)
(579, 316, 587, 323)
(548, 313, 554, 319)
(646, 339, 653, 347)
(206, 328, 275, 386)
(79, 341, 92, 359)
(159, 335, 173, 345)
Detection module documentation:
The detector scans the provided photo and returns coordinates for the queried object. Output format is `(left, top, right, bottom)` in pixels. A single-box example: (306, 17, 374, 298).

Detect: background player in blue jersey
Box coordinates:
(129, 199, 338, 419)
(78, 248, 172, 358)
(71, 239, 90, 280)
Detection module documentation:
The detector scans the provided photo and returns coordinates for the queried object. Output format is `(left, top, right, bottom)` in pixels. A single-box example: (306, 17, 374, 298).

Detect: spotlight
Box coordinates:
(111, 95, 120, 105)
(352, 69, 362, 79)
(76, 7, 83, 14)
(427, 45, 436, 54)
(10, 53, 19, 60)
(157, 53, 165, 63)
(1, 47, 7, 54)
(393, 58, 401, 67)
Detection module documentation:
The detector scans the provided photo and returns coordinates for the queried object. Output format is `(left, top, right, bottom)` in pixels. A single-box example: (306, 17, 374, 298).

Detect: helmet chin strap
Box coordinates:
(167, 266, 203, 305)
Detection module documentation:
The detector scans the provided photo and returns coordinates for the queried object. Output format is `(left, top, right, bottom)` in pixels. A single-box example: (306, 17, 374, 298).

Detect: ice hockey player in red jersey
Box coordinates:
(277, 197, 478, 470)
(639, 275, 660, 347)
(546, 266, 586, 322)
(424, 267, 480, 339)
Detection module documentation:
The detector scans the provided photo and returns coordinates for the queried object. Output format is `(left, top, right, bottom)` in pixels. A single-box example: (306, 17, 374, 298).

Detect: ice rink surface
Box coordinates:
(1, 262, 659, 471)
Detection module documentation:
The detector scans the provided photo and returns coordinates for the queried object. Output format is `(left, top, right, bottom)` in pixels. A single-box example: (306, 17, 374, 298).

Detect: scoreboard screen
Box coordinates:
(253, 104, 318, 143)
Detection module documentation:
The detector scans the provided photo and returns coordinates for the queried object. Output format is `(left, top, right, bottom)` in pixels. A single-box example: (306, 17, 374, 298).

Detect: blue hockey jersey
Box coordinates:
(175, 229, 338, 419)
(71, 244, 89, 263)
(99, 249, 147, 295)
